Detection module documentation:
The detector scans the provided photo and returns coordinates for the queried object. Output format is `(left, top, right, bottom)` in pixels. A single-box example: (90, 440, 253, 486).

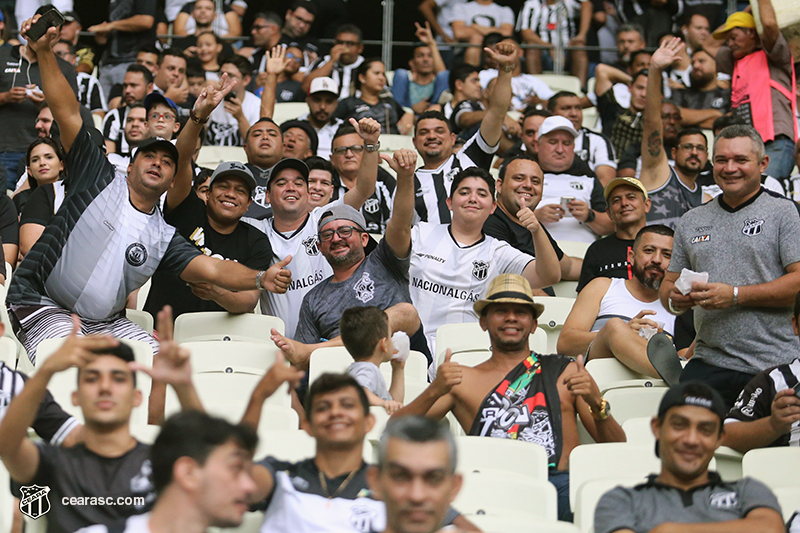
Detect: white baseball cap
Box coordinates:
(308, 77, 339, 96)
(538, 115, 579, 138)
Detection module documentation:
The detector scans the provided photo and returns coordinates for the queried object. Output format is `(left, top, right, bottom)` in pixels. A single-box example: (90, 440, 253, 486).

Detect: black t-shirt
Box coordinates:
(275, 80, 306, 103)
(104, 0, 158, 65)
(597, 88, 626, 140)
(333, 96, 405, 135)
(20, 183, 57, 227)
(143, 189, 274, 319)
(577, 234, 633, 292)
(450, 99, 484, 137)
(672, 87, 731, 112)
(483, 207, 564, 261)
(0, 194, 19, 246)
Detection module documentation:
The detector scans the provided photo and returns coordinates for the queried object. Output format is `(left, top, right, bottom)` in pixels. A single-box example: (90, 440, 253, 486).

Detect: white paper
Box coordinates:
(391, 331, 410, 362)
(674, 268, 709, 295)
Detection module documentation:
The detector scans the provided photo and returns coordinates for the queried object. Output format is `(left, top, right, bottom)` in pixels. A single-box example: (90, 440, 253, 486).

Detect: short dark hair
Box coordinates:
(482, 32, 506, 49)
(290, 0, 317, 16)
(126, 64, 153, 85)
(221, 55, 253, 79)
(628, 49, 652, 68)
(354, 58, 382, 91)
(332, 123, 358, 142)
(304, 155, 335, 174)
(186, 61, 206, 79)
(712, 114, 746, 135)
(26, 137, 64, 168)
(159, 48, 187, 66)
(414, 110, 451, 135)
(633, 224, 674, 250)
(305, 373, 370, 416)
(378, 417, 457, 473)
(450, 167, 495, 199)
(56, 40, 76, 55)
(253, 12, 283, 26)
(193, 167, 213, 190)
(78, 342, 138, 386)
(150, 411, 257, 494)
(335, 23, 362, 42)
(675, 126, 706, 146)
(547, 91, 579, 112)
(244, 117, 280, 143)
(448, 63, 480, 94)
(340, 306, 389, 361)
(498, 152, 539, 182)
(197, 30, 223, 45)
(522, 106, 552, 120)
(631, 68, 648, 85)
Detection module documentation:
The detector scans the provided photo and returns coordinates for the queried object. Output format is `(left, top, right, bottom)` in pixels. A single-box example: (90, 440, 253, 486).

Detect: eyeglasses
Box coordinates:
(332, 145, 364, 156)
(286, 53, 299, 60)
(149, 112, 176, 122)
(335, 39, 360, 47)
(252, 24, 274, 31)
(319, 226, 363, 242)
(678, 143, 705, 152)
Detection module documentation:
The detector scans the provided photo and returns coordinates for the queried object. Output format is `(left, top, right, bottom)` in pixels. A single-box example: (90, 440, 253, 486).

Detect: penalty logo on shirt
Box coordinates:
(472, 260, 489, 281)
(19, 485, 51, 519)
(126, 243, 148, 267)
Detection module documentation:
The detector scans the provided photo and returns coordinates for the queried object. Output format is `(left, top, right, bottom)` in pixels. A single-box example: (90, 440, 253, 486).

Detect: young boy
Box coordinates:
(340, 306, 405, 414)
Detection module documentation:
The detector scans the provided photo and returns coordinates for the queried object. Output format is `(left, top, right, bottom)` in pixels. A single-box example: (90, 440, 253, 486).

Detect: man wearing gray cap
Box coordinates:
(270, 148, 433, 370)
(534, 115, 614, 243)
(594, 381, 784, 533)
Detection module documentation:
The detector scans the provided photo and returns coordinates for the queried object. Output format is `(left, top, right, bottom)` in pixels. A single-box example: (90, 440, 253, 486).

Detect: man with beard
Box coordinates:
(102, 65, 153, 155)
(559, 225, 677, 377)
(394, 273, 625, 521)
(673, 49, 731, 129)
(299, 77, 344, 160)
(638, 38, 706, 229)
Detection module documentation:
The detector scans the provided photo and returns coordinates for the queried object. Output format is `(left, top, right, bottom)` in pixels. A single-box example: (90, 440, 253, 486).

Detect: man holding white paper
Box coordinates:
(660, 124, 800, 408)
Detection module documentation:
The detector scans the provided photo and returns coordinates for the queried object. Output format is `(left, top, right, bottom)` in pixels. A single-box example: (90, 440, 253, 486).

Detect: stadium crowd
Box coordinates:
(1, 0, 800, 531)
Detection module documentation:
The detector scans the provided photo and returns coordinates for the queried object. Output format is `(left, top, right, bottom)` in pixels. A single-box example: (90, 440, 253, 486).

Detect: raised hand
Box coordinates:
(650, 36, 684, 71)
(414, 22, 435, 45)
(517, 206, 542, 235)
(484, 41, 518, 72)
(266, 45, 291, 76)
(431, 349, 463, 396)
(380, 149, 417, 181)
(20, 15, 61, 54)
(193, 72, 235, 120)
(350, 117, 381, 145)
(252, 351, 306, 400)
(39, 315, 118, 376)
(130, 306, 193, 386)
(260, 255, 293, 294)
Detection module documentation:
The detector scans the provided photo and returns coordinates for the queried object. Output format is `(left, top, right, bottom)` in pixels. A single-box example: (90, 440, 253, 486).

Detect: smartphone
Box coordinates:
(224, 92, 236, 103)
(26, 7, 65, 42)
(560, 196, 575, 211)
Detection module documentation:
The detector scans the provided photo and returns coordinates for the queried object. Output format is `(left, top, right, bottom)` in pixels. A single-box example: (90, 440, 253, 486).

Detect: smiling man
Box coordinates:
(243, 118, 284, 219)
(594, 381, 784, 533)
(661, 124, 800, 408)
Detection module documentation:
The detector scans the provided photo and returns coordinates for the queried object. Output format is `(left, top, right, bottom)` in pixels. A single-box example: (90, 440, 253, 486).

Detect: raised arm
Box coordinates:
(479, 42, 517, 147)
(343, 117, 380, 209)
(169, 75, 235, 209)
(0, 317, 118, 483)
(392, 349, 460, 420)
(641, 38, 683, 190)
(756, 0, 780, 53)
(302, 45, 346, 93)
(416, 22, 446, 74)
(259, 46, 291, 119)
(240, 352, 305, 430)
(88, 15, 155, 34)
(21, 17, 82, 153)
(381, 149, 417, 257)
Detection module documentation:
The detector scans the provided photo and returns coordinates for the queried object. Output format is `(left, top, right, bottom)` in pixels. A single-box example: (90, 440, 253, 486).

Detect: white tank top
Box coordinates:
(591, 278, 675, 335)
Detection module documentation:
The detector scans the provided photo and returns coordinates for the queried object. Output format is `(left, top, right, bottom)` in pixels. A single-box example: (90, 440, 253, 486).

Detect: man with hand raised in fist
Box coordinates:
(393, 273, 625, 522)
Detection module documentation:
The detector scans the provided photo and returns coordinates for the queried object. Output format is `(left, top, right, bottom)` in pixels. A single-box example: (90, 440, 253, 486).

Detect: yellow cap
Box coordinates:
(604, 176, 649, 201)
(712, 11, 756, 40)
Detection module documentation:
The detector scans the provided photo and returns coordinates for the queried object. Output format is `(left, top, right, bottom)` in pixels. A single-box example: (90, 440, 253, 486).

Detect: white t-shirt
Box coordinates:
(435, 0, 468, 39)
(76, 512, 151, 533)
(479, 70, 556, 111)
(297, 113, 344, 160)
(540, 163, 606, 243)
(454, 1, 515, 29)
(244, 200, 342, 338)
(410, 223, 534, 365)
(206, 91, 261, 146)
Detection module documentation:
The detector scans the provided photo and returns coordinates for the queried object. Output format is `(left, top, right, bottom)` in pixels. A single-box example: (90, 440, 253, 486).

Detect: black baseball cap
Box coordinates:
(280, 120, 319, 156)
(267, 158, 310, 187)
(654, 381, 727, 457)
(132, 137, 180, 165)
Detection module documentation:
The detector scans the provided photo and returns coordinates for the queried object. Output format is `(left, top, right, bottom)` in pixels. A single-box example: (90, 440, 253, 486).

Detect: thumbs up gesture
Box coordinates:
(565, 354, 603, 412)
(432, 349, 463, 396)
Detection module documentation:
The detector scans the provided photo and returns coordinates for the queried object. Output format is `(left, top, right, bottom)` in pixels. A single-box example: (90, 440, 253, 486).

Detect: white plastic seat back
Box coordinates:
(455, 435, 549, 480)
(455, 470, 558, 521)
(174, 311, 285, 342)
(742, 448, 800, 490)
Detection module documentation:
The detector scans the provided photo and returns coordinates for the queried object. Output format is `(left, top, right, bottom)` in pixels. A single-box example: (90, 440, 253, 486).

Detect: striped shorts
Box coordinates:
(9, 304, 159, 365)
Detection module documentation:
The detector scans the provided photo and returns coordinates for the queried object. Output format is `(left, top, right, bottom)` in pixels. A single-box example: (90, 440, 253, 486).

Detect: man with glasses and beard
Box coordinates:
(558, 225, 681, 377)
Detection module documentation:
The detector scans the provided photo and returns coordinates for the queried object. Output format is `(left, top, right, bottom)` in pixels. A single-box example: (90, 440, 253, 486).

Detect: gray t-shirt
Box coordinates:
(595, 473, 781, 533)
(669, 189, 800, 373)
(295, 238, 410, 343)
(347, 361, 391, 401)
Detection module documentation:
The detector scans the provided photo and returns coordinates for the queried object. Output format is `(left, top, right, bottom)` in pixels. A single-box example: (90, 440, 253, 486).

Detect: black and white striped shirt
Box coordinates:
(77, 72, 107, 114)
(101, 106, 131, 155)
(306, 56, 365, 100)
(575, 127, 617, 172)
(413, 130, 497, 224)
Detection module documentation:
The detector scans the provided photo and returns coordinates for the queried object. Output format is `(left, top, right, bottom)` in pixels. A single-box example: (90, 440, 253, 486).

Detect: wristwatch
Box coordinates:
(364, 142, 381, 153)
(588, 398, 611, 420)
(584, 210, 596, 223)
(255, 270, 267, 290)
(190, 110, 209, 125)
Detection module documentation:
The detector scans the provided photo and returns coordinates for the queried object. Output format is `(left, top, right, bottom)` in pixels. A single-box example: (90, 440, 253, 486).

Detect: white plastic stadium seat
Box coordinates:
(557, 241, 591, 260)
(126, 309, 154, 334)
(379, 350, 429, 384)
(742, 448, 800, 491)
(455, 435, 549, 480)
(602, 387, 667, 426)
(182, 340, 279, 374)
(585, 358, 665, 394)
(537, 296, 576, 353)
(173, 311, 285, 342)
(272, 102, 310, 124)
(195, 146, 247, 168)
(552, 280, 579, 298)
(537, 74, 583, 95)
(621, 416, 655, 445)
(380, 134, 416, 151)
(469, 515, 579, 533)
(574, 477, 644, 533)
(0, 461, 11, 533)
(568, 443, 660, 509)
(435, 322, 548, 365)
(33, 338, 153, 425)
(136, 278, 151, 310)
(308, 346, 354, 385)
(0, 336, 17, 368)
(4, 262, 11, 288)
(773, 487, 800, 521)
(455, 470, 558, 521)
